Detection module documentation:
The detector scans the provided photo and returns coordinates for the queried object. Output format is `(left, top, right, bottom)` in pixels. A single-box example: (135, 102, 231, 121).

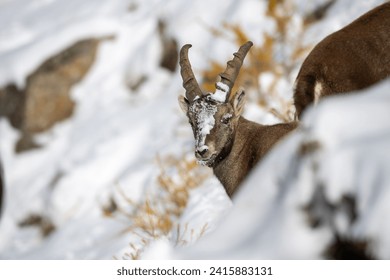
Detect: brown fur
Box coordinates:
(294, 2, 390, 118)
(179, 90, 297, 198)
(213, 118, 297, 197)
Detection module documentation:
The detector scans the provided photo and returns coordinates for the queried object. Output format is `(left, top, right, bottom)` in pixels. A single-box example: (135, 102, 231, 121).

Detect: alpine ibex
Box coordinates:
(294, 2, 390, 118)
(178, 2, 390, 198)
(178, 42, 297, 197)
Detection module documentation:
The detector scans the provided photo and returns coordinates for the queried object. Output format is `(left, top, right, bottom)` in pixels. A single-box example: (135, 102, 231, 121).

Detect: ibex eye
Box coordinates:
(221, 114, 232, 124)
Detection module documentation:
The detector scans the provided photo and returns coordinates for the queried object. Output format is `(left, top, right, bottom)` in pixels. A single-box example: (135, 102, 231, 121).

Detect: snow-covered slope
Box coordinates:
(0, 0, 388, 259)
(0, 0, 271, 260)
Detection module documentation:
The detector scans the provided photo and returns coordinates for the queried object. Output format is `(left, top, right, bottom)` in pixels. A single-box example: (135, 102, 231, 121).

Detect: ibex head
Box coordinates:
(178, 41, 253, 167)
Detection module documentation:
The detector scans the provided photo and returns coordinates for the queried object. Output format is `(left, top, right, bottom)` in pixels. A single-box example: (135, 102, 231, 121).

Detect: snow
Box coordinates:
(221, 113, 233, 122)
(211, 82, 229, 103)
(0, 0, 388, 260)
(303, 0, 384, 46)
(189, 98, 218, 152)
(0, 0, 128, 88)
(189, 82, 231, 151)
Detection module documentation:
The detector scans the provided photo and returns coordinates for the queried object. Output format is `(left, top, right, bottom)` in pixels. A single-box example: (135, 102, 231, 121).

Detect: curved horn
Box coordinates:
(179, 44, 203, 101)
(218, 41, 253, 100)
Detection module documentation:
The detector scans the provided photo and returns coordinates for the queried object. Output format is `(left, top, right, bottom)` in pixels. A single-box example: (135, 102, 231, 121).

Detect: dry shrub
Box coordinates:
(202, 0, 316, 122)
(303, 0, 336, 26)
(18, 213, 56, 237)
(104, 153, 210, 259)
(175, 222, 209, 247)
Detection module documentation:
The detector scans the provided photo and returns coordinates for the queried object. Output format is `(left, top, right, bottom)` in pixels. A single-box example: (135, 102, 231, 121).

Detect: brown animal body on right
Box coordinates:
(294, 2, 390, 118)
(212, 118, 296, 197)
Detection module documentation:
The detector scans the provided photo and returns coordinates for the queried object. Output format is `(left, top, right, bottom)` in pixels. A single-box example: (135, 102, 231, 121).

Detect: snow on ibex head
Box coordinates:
(189, 96, 218, 152)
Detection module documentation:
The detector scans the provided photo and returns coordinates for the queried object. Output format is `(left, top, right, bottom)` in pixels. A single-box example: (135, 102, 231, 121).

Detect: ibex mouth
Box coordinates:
(197, 153, 217, 167)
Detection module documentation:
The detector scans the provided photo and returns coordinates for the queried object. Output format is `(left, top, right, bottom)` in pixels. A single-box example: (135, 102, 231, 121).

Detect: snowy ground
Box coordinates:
(0, 0, 388, 259)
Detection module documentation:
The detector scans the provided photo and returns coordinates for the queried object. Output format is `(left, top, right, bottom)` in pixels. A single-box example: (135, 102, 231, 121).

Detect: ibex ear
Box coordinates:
(232, 88, 246, 115)
(178, 95, 190, 114)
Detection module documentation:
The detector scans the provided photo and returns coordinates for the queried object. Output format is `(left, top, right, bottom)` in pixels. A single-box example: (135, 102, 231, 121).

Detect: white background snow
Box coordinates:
(0, 0, 388, 259)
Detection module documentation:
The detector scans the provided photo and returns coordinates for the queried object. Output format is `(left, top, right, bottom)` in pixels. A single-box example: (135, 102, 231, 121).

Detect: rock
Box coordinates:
(0, 84, 24, 129)
(0, 38, 105, 152)
(158, 20, 178, 73)
(24, 38, 101, 134)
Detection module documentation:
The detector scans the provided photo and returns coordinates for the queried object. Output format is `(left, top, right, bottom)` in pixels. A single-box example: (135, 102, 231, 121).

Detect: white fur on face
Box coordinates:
(189, 98, 218, 151)
(188, 83, 230, 160)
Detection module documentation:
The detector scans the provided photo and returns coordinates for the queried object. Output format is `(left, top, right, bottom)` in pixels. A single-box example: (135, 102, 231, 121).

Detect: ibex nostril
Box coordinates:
(196, 146, 208, 157)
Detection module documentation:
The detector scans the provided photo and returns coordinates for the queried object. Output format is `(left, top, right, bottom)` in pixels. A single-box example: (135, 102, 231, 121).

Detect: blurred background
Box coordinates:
(0, 0, 387, 259)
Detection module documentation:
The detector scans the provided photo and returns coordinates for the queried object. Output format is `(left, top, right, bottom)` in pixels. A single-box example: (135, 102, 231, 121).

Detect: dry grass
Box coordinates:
(174, 222, 209, 247)
(202, 0, 315, 122)
(104, 153, 210, 259)
(18, 213, 56, 237)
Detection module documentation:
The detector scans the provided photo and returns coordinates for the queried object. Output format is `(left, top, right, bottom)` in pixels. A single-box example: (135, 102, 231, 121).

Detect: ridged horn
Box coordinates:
(218, 41, 253, 100)
(179, 44, 203, 101)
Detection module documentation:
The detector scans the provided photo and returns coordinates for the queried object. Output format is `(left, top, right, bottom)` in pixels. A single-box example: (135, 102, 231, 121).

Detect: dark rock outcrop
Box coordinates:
(158, 20, 178, 73)
(0, 38, 103, 152)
